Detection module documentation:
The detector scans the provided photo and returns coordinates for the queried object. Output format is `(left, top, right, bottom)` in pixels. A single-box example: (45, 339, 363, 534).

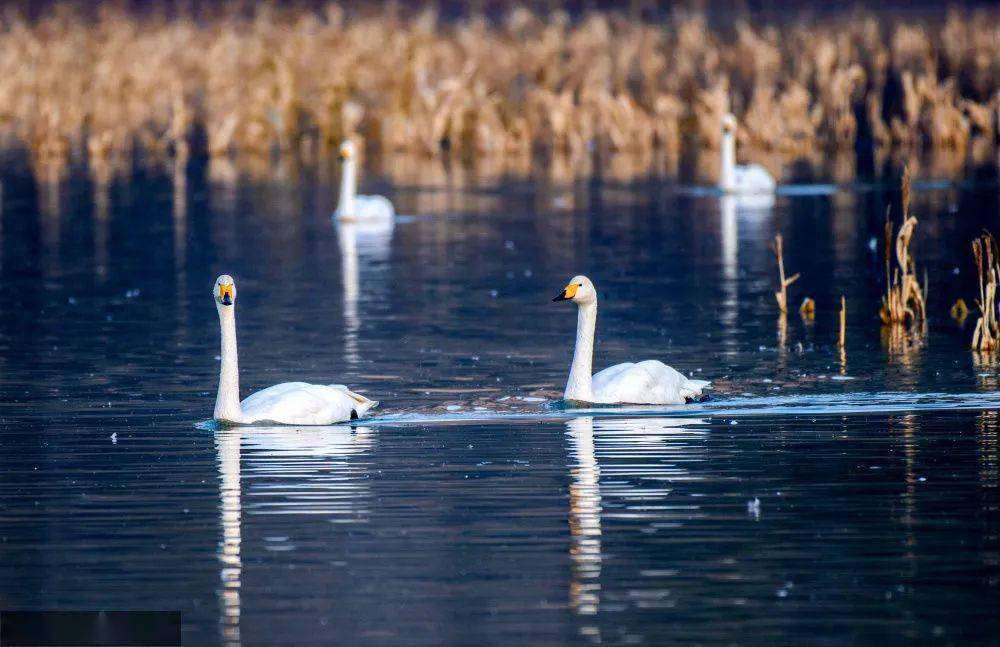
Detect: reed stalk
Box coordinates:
(838, 296, 846, 348)
(880, 168, 927, 325)
(971, 232, 1000, 351)
(772, 234, 800, 314)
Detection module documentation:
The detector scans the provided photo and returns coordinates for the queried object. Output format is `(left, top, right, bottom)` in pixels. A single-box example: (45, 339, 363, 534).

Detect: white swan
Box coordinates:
(719, 113, 776, 194)
(552, 276, 710, 405)
(333, 141, 395, 222)
(212, 275, 378, 425)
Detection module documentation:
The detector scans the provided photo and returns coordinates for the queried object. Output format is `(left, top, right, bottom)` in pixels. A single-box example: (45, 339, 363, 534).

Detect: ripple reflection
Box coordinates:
(338, 220, 393, 366)
(565, 415, 707, 623)
(215, 426, 375, 644)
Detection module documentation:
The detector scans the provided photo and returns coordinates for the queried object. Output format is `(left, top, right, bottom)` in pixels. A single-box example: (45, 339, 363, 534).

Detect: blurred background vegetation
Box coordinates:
(0, 1, 996, 182)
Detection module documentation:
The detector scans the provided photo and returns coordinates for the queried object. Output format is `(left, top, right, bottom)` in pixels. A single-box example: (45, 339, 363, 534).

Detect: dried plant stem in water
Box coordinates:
(971, 232, 1000, 351)
(839, 296, 847, 348)
(880, 168, 927, 325)
(772, 234, 800, 314)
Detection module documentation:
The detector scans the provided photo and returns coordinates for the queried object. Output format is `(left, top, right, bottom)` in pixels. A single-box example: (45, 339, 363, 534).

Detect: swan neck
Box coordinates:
(566, 302, 597, 401)
(215, 305, 243, 422)
(720, 130, 736, 191)
(337, 158, 357, 216)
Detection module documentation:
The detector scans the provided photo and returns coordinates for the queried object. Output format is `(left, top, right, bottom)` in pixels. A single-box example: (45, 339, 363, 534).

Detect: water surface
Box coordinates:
(1, 153, 999, 643)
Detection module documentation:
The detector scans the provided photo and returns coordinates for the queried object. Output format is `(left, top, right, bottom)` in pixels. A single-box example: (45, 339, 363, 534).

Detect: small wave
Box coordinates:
(194, 391, 1000, 429)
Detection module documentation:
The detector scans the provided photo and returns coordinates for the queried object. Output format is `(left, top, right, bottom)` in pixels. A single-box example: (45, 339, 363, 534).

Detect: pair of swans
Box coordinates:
(212, 140, 708, 424)
(212, 274, 709, 425)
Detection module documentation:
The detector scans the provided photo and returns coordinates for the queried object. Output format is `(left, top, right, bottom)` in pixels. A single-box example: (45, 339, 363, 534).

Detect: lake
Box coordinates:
(1, 151, 999, 644)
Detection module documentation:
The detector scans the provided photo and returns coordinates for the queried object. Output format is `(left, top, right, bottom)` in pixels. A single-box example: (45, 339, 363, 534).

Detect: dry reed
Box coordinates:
(879, 169, 927, 325)
(838, 296, 847, 349)
(771, 234, 799, 314)
(0, 4, 996, 178)
(799, 297, 815, 321)
(971, 232, 1000, 351)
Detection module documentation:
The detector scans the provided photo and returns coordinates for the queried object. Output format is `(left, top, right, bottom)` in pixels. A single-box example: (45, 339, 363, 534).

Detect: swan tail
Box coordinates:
(329, 384, 379, 417)
(680, 379, 710, 401)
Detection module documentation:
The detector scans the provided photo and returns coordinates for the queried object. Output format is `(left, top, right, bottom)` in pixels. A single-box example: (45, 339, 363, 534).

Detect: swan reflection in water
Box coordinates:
(215, 425, 375, 644)
(719, 194, 775, 332)
(337, 219, 394, 366)
(565, 416, 708, 622)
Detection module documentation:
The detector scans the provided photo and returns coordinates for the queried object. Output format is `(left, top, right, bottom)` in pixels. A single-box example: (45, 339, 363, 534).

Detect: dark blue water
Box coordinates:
(1, 152, 999, 644)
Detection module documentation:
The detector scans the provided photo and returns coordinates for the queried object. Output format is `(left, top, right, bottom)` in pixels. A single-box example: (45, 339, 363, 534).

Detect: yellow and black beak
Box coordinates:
(552, 283, 579, 302)
(219, 284, 234, 306)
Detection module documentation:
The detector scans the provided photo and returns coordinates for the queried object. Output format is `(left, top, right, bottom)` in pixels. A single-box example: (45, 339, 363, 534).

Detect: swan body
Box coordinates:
(719, 114, 776, 195)
(553, 276, 710, 405)
(334, 141, 395, 222)
(212, 275, 378, 425)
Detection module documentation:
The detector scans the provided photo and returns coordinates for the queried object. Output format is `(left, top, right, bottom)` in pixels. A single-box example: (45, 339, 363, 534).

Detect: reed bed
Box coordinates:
(1, 4, 998, 176)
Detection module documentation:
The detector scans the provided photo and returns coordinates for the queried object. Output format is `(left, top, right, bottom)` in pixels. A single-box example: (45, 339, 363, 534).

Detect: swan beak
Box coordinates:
(552, 283, 578, 302)
(219, 284, 234, 306)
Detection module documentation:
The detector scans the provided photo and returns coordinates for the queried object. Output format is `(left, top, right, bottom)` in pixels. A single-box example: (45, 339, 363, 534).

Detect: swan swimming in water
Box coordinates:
(552, 276, 710, 405)
(719, 113, 776, 195)
(212, 275, 378, 425)
(334, 141, 395, 222)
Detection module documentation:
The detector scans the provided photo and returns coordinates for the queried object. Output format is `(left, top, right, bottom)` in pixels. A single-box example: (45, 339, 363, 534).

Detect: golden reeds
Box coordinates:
(880, 169, 927, 325)
(0, 4, 997, 178)
(772, 234, 799, 314)
(971, 232, 1000, 352)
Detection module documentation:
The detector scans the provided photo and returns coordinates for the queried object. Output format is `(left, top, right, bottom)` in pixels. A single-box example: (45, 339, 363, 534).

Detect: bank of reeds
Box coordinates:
(1, 4, 998, 176)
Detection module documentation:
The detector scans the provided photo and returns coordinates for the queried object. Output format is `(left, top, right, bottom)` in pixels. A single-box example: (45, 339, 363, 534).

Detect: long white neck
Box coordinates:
(214, 305, 243, 423)
(720, 130, 736, 192)
(337, 158, 357, 216)
(565, 302, 597, 402)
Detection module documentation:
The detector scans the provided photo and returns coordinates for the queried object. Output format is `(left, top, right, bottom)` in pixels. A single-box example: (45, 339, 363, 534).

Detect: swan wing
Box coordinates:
(240, 382, 365, 425)
(592, 360, 709, 405)
(592, 362, 636, 391)
(353, 195, 395, 221)
(733, 164, 776, 194)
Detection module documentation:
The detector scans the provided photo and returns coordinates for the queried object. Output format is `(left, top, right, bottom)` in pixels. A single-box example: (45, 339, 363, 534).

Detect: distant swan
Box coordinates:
(212, 275, 378, 425)
(333, 141, 395, 222)
(719, 114, 776, 194)
(552, 276, 710, 405)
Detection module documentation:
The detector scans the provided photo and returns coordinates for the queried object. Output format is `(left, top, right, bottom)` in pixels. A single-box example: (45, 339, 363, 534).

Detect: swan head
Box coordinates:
(552, 275, 596, 305)
(214, 275, 236, 307)
(339, 140, 357, 161)
(721, 113, 737, 135)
